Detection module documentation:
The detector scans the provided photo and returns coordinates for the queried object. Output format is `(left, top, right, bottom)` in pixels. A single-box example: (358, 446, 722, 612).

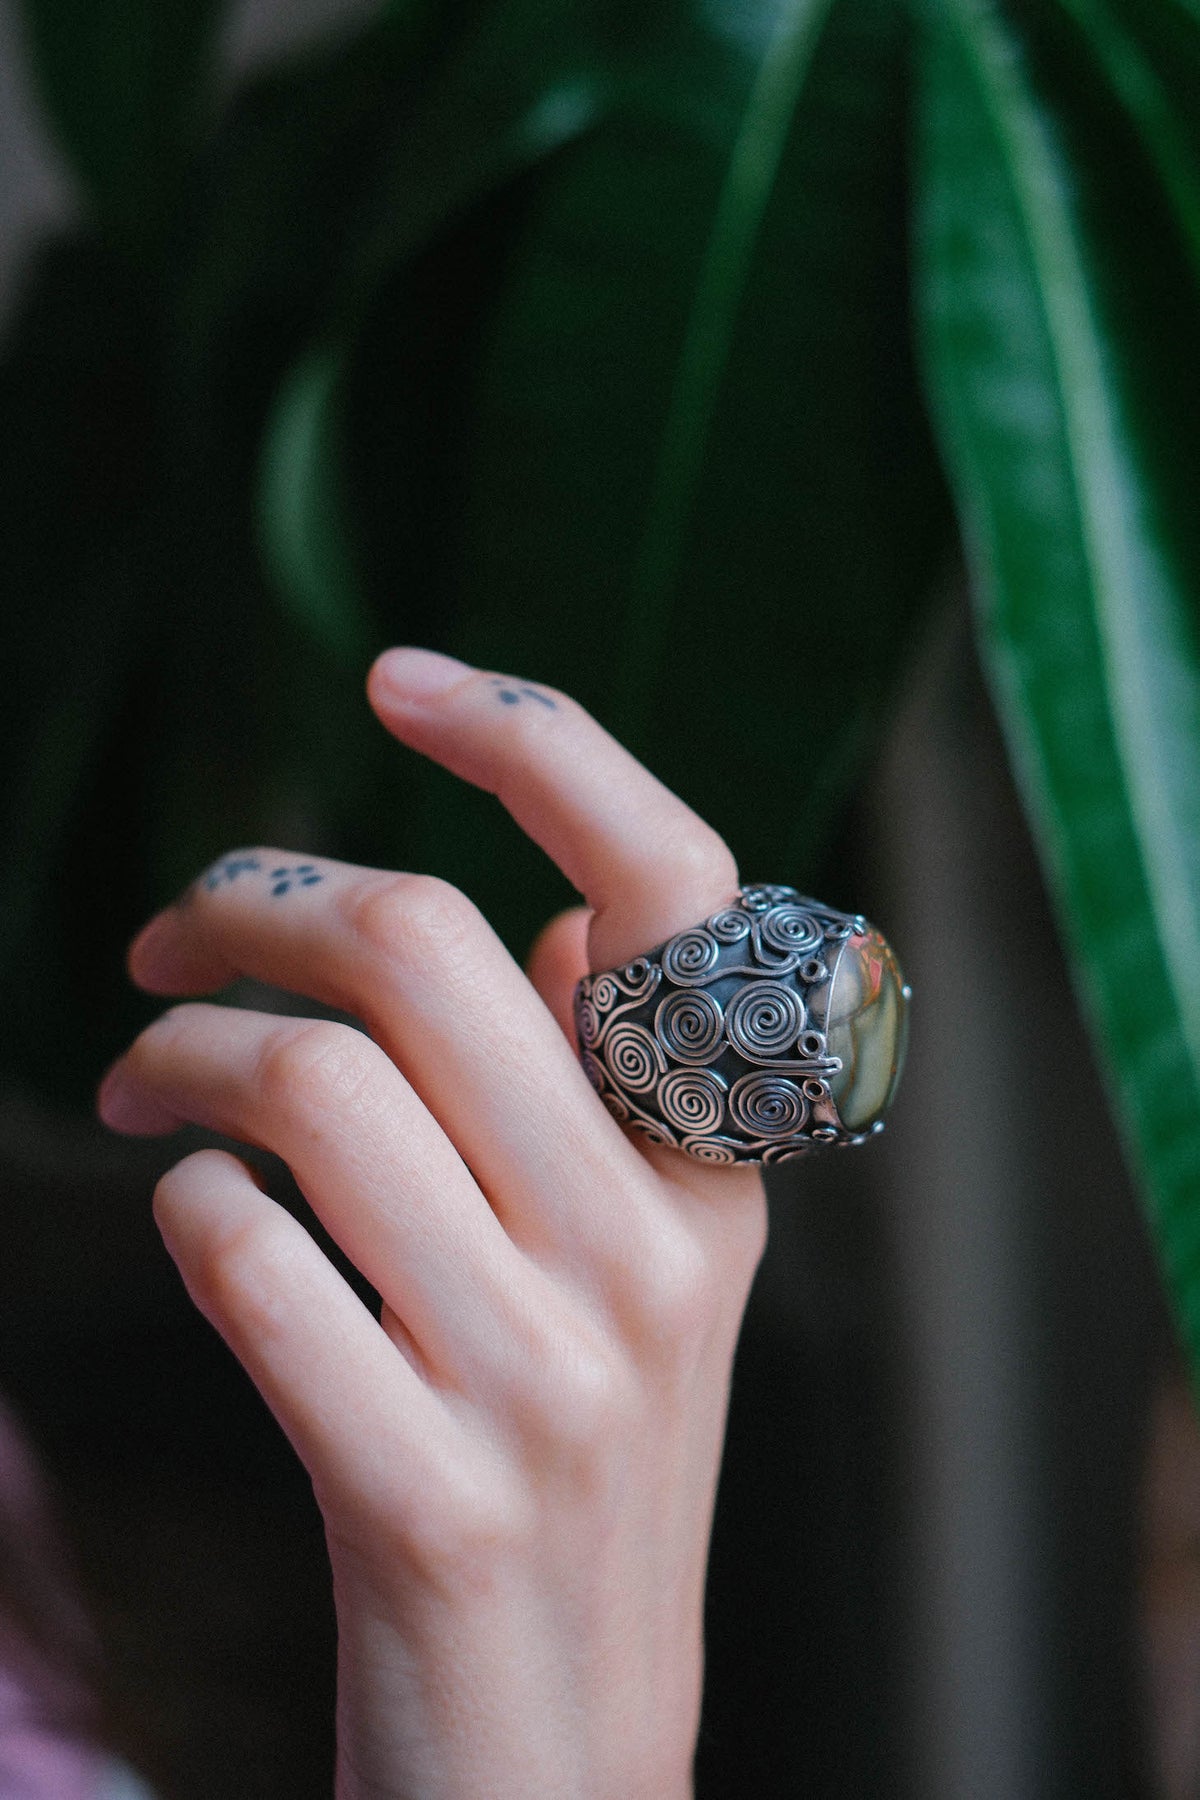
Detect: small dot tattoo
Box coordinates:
(489, 677, 557, 710)
(270, 864, 324, 898)
(202, 855, 262, 892)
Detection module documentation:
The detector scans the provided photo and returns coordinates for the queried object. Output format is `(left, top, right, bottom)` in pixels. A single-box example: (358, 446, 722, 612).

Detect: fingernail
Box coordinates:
(96, 1065, 176, 1134)
(372, 647, 472, 704)
(128, 909, 173, 973)
(97, 1065, 145, 1132)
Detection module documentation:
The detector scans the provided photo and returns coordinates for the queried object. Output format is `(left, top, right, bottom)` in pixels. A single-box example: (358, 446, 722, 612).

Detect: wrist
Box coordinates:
(330, 1569, 704, 1800)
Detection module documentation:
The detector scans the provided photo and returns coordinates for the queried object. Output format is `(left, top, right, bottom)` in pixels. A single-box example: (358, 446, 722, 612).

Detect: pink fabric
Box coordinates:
(0, 1402, 106, 1800)
(0, 1664, 105, 1800)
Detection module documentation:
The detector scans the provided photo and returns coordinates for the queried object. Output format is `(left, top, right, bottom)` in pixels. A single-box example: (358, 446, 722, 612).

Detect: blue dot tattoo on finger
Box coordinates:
(489, 677, 557, 710)
(202, 855, 262, 892)
(270, 864, 324, 898)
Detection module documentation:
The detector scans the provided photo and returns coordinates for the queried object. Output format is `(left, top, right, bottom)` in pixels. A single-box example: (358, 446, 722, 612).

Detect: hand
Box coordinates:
(97, 649, 768, 1800)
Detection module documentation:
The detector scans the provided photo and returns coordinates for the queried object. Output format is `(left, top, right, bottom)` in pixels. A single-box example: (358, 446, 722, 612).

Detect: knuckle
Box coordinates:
(661, 820, 739, 896)
(625, 1224, 721, 1354)
(561, 1342, 638, 1443)
(206, 1226, 294, 1340)
(343, 872, 481, 968)
(255, 1019, 374, 1117)
(527, 1334, 639, 1470)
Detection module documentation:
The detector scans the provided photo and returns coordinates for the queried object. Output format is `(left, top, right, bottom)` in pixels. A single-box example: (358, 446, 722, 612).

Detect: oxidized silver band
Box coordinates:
(574, 884, 910, 1165)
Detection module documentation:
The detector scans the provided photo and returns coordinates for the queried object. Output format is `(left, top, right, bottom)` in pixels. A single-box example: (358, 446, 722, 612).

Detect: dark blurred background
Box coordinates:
(0, 0, 1193, 1794)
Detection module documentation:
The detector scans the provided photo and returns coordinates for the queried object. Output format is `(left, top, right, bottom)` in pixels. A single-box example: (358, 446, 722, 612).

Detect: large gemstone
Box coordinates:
(825, 928, 909, 1132)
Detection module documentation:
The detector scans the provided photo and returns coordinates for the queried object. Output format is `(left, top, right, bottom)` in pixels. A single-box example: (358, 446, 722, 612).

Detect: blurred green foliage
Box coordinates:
(3, 0, 1200, 1367)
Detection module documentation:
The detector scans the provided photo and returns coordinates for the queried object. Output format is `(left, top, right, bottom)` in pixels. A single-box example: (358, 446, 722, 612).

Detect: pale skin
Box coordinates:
(97, 647, 769, 1800)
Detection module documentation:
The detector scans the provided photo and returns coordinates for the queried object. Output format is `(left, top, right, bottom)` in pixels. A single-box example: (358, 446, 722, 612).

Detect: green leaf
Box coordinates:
(340, 0, 613, 311)
(917, 0, 1200, 1357)
(336, 0, 948, 948)
(171, 9, 449, 365)
(1054, 0, 1200, 285)
(617, 0, 841, 734)
(259, 344, 375, 670)
(18, 0, 228, 244)
(255, 39, 608, 679)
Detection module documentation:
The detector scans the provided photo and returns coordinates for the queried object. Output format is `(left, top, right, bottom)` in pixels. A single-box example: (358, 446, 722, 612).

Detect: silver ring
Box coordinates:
(574, 885, 910, 1165)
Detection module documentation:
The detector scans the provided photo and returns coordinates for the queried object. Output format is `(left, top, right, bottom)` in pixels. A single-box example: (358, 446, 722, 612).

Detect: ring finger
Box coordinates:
(99, 1001, 531, 1381)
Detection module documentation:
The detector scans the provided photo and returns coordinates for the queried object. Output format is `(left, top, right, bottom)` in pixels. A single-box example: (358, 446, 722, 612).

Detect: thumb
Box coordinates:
(525, 906, 592, 1047)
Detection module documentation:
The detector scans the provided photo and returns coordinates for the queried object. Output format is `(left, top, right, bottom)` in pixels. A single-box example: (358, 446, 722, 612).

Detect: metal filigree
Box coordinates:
(574, 884, 906, 1165)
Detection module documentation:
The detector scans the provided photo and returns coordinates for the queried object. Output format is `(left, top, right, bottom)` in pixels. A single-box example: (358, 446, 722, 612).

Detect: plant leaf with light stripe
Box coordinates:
(918, 0, 1200, 1351)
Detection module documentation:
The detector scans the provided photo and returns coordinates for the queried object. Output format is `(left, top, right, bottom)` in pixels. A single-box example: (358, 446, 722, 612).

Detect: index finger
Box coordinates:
(368, 649, 739, 972)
